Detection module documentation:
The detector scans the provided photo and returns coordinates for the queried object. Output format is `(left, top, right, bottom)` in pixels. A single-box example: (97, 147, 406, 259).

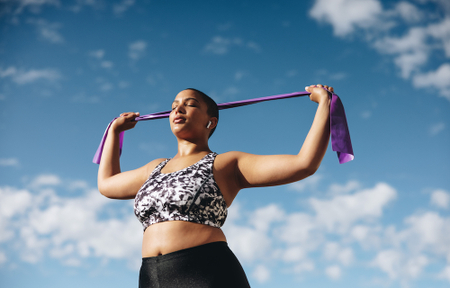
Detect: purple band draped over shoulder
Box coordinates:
(93, 91, 354, 164)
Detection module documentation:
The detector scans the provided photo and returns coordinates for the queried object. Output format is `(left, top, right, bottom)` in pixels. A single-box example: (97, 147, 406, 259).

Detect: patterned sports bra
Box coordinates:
(134, 152, 228, 231)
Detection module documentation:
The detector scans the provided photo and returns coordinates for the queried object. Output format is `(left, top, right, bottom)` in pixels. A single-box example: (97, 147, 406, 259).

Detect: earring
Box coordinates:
(207, 121, 212, 129)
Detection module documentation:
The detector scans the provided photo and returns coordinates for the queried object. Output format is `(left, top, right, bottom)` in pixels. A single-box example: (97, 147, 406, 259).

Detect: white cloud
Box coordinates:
(2, 176, 449, 286)
(8, 0, 60, 15)
(292, 260, 315, 273)
(427, 17, 450, 57)
(371, 250, 429, 280)
(281, 245, 307, 262)
(309, 0, 383, 37)
(429, 122, 446, 136)
(96, 77, 114, 92)
(203, 36, 261, 55)
(248, 204, 285, 232)
(413, 63, 450, 99)
(113, 0, 135, 16)
(224, 223, 272, 263)
(0, 251, 6, 264)
(0, 186, 33, 220)
(29, 173, 61, 188)
(289, 173, 323, 192)
(401, 212, 450, 255)
(430, 189, 450, 209)
(371, 249, 402, 279)
(89, 49, 105, 59)
(28, 18, 64, 44)
(325, 265, 342, 280)
(277, 212, 320, 247)
(0, 158, 19, 167)
(439, 265, 450, 282)
(0, 177, 142, 267)
(223, 204, 274, 263)
(309, 0, 450, 101)
(349, 224, 382, 249)
(327, 180, 360, 195)
(69, 0, 104, 13)
(128, 40, 147, 60)
(0, 186, 33, 244)
(405, 255, 429, 278)
(374, 27, 429, 78)
(88, 49, 114, 69)
(204, 36, 237, 55)
(14, 68, 61, 84)
(393, 1, 424, 23)
(323, 242, 354, 266)
(101, 60, 114, 68)
(310, 182, 397, 232)
(0, 66, 62, 85)
(252, 264, 271, 283)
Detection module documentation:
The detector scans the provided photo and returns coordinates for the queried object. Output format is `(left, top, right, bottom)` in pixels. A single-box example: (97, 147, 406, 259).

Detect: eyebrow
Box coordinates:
(172, 98, 201, 105)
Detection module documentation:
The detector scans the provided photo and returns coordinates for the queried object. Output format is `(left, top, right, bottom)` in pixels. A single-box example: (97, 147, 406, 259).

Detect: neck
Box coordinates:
(175, 138, 211, 157)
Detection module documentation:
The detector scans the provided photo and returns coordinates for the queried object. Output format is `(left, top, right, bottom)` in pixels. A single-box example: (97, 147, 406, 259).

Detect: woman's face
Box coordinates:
(169, 90, 211, 140)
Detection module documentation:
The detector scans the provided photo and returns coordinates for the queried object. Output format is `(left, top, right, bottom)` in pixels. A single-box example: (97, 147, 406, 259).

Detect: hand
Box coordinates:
(305, 84, 333, 104)
(111, 112, 140, 133)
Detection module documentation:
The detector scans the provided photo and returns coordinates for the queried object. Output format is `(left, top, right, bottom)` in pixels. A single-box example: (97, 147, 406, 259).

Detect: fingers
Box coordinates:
(113, 112, 139, 129)
(305, 84, 334, 93)
(119, 112, 140, 119)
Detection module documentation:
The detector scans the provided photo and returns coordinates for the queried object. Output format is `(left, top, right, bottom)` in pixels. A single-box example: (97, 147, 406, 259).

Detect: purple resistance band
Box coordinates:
(93, 91, 354, 164)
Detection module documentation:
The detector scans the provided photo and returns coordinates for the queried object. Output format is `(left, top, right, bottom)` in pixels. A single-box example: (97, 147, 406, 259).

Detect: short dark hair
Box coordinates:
(185, 88, 219, 138)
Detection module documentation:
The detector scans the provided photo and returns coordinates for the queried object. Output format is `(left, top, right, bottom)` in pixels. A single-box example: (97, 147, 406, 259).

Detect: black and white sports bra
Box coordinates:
(134, 152, 228, 231)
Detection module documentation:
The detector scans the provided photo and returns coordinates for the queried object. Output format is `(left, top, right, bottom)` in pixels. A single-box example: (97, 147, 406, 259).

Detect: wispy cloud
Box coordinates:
(0, 175, 142, 267)
(1, 176, 449, 286)
(28, 18, 64, 44)
(29, 173, 61, 189)
(309, 0, 450, 100)
(414, 64, 450, 100)
(0, 66, 62, 85)
(310, 0, 384, 37)
(128, 40, 147, 60)
(203, 36, 261, 55)
(289, 173, 323, 192)
(113, 0, 135, 16)
(429, 122, 446, 136)
(0, 158, 20, 167)
(1, 0, 60, 16)
(430, 189, 450, 209)
(88, 49, 114, 69)
(89, 49, 105, 59)
(224, 181, 450, 285)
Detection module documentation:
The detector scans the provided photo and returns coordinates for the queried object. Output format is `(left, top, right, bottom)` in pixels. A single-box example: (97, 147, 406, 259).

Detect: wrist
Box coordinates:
(318, 95, 331, 106)
(109, 122, 123, 135)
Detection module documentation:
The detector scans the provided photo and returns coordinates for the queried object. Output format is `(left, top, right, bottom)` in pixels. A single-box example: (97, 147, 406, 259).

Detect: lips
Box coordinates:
(173, 116, 186, 124)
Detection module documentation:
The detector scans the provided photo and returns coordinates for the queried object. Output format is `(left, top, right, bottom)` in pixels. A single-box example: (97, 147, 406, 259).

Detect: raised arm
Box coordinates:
(217, 85, 332, 192)
(97, 112, 162, 199)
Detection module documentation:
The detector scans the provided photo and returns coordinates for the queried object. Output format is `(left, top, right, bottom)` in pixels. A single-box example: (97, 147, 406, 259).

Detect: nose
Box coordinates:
(172, 104, 185, 114)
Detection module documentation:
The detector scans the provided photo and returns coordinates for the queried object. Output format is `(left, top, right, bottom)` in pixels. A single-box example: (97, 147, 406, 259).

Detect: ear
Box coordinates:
(208, 117, 218, 129)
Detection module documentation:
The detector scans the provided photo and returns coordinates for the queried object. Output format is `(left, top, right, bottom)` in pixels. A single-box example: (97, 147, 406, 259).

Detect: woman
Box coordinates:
(97, 84, 333, 288)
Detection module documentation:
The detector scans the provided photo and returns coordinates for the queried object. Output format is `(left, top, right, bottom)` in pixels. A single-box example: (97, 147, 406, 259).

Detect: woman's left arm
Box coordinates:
(228, 84, 332, 189)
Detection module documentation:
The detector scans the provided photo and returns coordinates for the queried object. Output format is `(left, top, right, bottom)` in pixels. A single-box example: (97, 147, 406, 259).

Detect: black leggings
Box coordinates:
(139, 241, 251, 288)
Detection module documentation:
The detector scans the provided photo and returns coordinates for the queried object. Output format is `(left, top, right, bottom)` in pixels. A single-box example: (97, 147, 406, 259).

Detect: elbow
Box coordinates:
(303, 162, 320, 178)
(304, 166, 318, 178)
(98, 182, 113, 199)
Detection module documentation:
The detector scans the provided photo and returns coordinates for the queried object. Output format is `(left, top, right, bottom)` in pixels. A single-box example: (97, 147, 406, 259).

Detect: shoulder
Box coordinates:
(141, 157, 168, 177)
(214, 151, 249, 169)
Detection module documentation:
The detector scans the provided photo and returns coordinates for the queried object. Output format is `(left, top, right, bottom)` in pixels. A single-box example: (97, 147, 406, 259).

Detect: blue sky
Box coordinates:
(0, 0, 449, 287)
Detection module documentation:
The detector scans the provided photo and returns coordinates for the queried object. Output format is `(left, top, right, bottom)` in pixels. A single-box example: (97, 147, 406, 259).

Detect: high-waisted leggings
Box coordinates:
(139, 241, 251, 288)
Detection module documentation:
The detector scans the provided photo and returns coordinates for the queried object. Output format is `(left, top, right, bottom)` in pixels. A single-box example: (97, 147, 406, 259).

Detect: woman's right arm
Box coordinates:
(97, 112, 162, 200)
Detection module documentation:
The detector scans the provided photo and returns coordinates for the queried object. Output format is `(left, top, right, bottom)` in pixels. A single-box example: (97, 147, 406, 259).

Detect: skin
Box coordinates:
(98, 84, 332, 257)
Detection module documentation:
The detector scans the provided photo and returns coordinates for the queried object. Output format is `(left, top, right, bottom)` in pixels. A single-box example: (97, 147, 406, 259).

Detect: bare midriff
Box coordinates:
(141, 221, 227, 257)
